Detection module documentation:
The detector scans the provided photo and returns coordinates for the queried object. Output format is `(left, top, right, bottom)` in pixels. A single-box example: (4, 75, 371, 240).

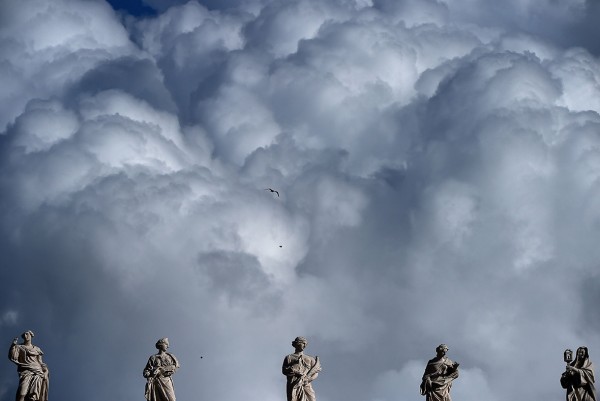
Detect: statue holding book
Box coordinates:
(420, 344, 459, 401)
(143, 338, 180, 401)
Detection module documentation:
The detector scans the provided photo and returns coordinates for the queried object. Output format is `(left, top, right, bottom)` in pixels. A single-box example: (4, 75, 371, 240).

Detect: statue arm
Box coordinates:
(163, 353, 180, 373)
(447, 361, 459, 378)
(143, 358, 155, 379)
(8, 342, 22, 365)
(161, 363, 178, 376)
(422, 365, 441, 380)
(282, 357, 293, 376)
(306, 358, 321, 382)
(571, 366, 594, 386)
(561, 372, 573, 389)
(36, 353, 48, 372)
(447, 369, 459, 380)
(282, 357, 302, 377)
(306, 372, 319, 383)
(422, 361, 457, 382)
(144, 354, 180, 378)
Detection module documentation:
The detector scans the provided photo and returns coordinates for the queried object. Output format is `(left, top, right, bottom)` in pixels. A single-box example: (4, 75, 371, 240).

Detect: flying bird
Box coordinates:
(264, 188, 279, 197)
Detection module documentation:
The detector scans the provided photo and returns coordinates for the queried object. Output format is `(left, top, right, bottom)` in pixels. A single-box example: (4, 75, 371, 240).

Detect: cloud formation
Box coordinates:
(1, 1, 600, 401)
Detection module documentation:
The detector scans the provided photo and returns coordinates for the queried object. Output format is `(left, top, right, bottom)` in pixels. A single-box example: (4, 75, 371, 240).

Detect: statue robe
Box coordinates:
(561, 359, 596, 401)
(420, 356, 459, 401)
(8, 343, 49, 401)
(143, 352, 179, 401)
(282, 353, 321, 401)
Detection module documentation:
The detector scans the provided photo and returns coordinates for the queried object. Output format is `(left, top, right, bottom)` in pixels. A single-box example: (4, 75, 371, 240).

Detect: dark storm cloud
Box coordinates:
(197, 250, 282, 311)
(2, 1, 600, 401)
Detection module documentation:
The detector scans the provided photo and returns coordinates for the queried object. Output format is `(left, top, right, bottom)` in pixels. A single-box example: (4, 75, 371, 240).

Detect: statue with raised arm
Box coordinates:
(561, 347, 596, 401)
(143, 338, 180, 401)
(8, 330, 49, 401)
(282, 336, 322, 401)
(420, 344, 459, 401)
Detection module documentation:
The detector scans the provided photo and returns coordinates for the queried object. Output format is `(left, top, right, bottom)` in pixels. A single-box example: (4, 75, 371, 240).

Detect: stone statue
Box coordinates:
(8, 330, 49, 401)
(282, 336, 322, 401)
(143, 338, 180, 401)
(420, 344, 459, 401)
(561, 347, 596, 401)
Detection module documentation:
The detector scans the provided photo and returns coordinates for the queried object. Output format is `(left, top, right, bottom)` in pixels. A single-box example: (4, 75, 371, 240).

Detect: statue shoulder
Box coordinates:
(16, 344, 43, 355)
(426, 357, 440, 365)
(166, 352, 179, 365)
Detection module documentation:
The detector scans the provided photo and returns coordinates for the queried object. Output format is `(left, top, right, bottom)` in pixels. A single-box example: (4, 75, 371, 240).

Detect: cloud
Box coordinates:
(2, 1, 600, 401)
(0, 0, 136, 130)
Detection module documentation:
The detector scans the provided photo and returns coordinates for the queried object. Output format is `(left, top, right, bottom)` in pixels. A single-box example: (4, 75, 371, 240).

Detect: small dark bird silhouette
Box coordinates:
(279, 245, 282, 248)
(265, 188, 279, 197)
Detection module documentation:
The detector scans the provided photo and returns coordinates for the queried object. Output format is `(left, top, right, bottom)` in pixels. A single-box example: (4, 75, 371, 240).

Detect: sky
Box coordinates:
(1, 1, 600, 401)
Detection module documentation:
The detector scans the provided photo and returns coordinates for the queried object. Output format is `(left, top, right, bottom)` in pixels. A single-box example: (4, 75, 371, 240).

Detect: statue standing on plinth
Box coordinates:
(8, 330, 49, 401)
(561, 347, 596, 401)
(420, 344, 459, 401)
(282, 336, 322, 401)
(143, 338, 180, 401)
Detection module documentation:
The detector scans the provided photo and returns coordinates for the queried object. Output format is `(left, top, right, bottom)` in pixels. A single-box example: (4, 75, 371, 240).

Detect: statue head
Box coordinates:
(436, 344, 449, 355)
(576, 346, 589, 361)
(155, 337, 170, 350)
(21, 330, 34, 341)
(292, 336, 308, 349)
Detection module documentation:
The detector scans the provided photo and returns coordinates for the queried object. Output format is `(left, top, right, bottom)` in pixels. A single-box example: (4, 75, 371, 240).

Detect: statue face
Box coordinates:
(578, 348, 586, 358)
(23, 332, 32, 341)
(293, 341, 306, 352)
